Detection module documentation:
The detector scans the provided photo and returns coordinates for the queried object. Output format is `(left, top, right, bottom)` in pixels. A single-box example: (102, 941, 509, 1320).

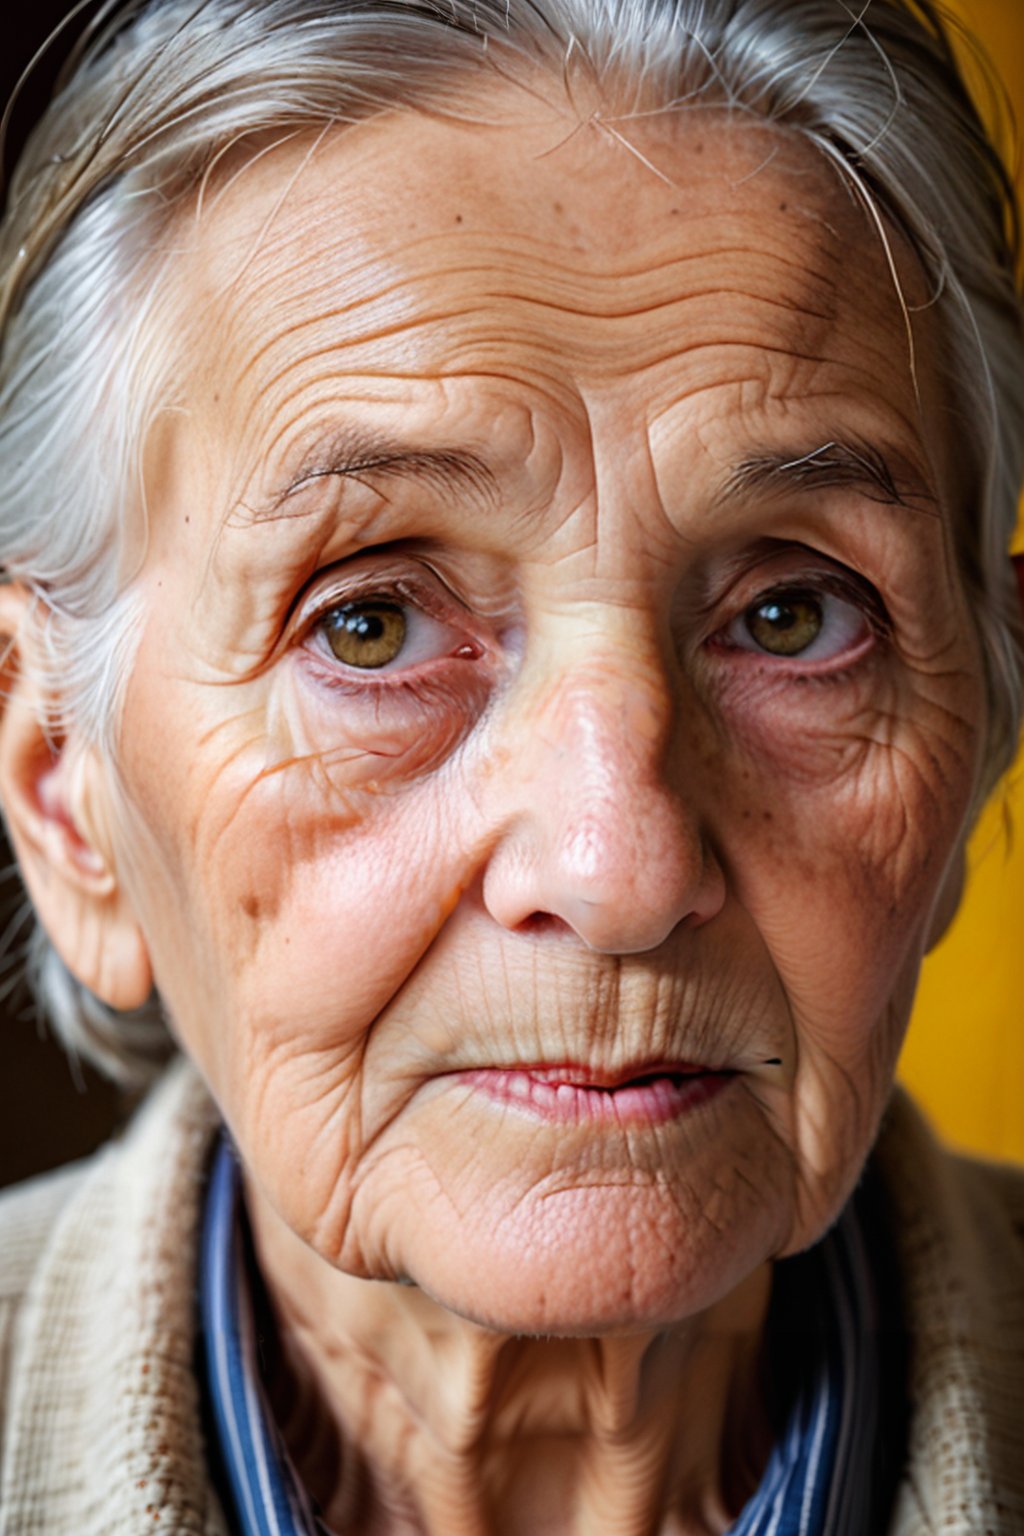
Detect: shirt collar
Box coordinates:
(199, 1135, 886, 1536)
(199, 1136, 325, 1536)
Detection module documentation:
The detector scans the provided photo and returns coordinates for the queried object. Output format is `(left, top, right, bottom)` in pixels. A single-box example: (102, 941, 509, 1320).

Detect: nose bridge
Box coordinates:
(481, 619, 724, 952)
(537, 648, 671, 845)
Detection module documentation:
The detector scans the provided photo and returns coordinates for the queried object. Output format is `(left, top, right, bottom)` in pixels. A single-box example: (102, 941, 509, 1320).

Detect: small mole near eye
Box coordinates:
(779, 201, 788, 212)
(454, 212, 463, 224)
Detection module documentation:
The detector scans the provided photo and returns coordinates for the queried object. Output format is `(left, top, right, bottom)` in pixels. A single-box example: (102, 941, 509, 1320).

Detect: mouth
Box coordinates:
(456, 1062, 736, 1126)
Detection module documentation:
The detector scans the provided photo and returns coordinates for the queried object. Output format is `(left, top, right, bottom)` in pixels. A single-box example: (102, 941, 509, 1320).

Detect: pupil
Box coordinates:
(349, 613, 384, 640)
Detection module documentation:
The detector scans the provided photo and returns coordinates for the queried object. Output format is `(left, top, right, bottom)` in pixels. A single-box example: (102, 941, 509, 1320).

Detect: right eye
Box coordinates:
(305, 577, 482, 683)
(320, 600, 410, 669)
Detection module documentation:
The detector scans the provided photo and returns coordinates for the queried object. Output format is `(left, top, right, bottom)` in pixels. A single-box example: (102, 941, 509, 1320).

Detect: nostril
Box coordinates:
(516, 911, 570, 938)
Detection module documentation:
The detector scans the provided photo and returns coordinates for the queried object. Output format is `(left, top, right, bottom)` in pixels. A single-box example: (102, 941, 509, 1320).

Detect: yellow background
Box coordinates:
(896, 1, 1023, 1161)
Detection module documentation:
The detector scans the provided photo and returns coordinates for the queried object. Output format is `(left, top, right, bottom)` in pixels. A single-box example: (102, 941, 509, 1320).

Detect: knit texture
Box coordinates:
(0, 1061, 1021, 1534)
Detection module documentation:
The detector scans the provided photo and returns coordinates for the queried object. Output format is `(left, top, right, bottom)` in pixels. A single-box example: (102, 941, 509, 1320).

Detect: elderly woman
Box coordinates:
(0, 0, 1022, 1530)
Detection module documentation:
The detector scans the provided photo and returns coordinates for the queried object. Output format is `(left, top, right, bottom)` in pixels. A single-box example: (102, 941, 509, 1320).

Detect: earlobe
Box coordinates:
(0, 583, 153, 1012)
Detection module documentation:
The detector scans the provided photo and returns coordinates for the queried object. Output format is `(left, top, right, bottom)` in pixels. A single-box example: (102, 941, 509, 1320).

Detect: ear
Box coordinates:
(0, 583, 153, 1011)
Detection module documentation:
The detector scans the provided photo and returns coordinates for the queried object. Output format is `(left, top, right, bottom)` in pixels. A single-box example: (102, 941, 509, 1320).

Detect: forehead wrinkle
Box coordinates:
(182, 156, 872, 445)
(173, 101, 945, 555)
(222, 244, 844, 384)
(223, 308, 849, 421)
(201, 186, 851, 395)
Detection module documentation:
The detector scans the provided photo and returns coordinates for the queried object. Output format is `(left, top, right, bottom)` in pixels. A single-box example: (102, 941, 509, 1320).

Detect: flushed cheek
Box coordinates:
(180, 743, 506, 1238)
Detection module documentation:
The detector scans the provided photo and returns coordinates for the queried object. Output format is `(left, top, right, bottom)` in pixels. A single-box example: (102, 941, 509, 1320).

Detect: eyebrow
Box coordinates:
(262, 429, 500, 516)
(256, 428, 936, 525)
(722, 438, 938, 511)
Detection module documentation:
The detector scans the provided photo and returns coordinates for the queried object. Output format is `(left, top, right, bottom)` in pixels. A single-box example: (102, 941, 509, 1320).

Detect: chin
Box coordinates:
(389, 1181, 782, 1337)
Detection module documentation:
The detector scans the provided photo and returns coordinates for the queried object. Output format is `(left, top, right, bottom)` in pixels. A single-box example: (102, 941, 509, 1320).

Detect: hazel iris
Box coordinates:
(324, 601, 407, 668)
(745, 594, 822, 656)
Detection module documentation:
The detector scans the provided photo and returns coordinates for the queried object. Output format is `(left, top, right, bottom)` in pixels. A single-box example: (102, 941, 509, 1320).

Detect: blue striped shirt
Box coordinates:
(199, 1138, 897, 1536)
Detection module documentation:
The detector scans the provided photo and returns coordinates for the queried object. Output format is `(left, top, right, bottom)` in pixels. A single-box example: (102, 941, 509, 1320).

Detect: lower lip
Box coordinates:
(457, 1068, 734, 1126)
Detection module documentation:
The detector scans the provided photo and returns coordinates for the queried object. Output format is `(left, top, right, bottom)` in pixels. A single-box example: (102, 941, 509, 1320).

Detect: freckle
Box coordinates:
(553, 200, 563, 214)
(185, 515, 190, 524)
(241, 894, 261, 920)
(454, 212, 463, 224)
(779, 201, 788, 212)
(762, 809, 773, 822)
(694, 142, 704, 154)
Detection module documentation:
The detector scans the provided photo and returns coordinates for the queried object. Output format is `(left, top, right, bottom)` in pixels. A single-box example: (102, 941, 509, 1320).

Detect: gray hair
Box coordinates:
(0, 0, 1021, 1083)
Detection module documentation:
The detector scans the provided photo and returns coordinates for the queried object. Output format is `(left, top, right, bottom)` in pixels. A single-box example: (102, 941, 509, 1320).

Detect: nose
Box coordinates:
(480, 647, 725, 954)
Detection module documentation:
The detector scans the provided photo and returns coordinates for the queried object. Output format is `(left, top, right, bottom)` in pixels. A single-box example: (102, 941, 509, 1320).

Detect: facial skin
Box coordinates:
(1, 81, 987, 1534)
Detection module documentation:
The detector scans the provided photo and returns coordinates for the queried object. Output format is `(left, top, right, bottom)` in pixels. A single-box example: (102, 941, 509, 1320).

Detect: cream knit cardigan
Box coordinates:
(0, 1060, 1022, 1535)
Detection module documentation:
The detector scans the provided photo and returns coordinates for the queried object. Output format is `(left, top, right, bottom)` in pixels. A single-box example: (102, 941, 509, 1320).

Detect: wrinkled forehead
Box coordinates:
(170, 88, 950, 516)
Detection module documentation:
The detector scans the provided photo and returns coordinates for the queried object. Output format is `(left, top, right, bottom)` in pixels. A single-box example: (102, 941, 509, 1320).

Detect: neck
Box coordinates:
(244, 1186, 775, 1536)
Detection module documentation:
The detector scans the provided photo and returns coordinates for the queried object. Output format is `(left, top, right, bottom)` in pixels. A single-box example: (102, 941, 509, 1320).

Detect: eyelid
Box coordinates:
(705, 552, 891, 635)
(292, 557, 469, 634)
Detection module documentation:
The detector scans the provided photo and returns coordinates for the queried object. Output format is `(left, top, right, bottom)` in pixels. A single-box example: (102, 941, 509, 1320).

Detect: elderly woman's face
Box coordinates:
(108, 94, 982, 1332)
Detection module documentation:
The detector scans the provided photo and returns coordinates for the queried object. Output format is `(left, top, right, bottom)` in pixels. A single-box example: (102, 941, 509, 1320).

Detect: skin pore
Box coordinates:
(6, 83, 987, 1536)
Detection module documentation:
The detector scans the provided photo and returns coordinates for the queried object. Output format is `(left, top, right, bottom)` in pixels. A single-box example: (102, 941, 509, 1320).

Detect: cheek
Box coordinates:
(118, 680, 488, 1215)
(700, 656, 981, 1245)
(703, 646, 980, 954)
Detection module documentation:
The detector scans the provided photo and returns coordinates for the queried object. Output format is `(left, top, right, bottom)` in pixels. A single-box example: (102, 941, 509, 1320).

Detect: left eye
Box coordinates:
(724, 587, 869, 661)
(313, 597, 466, 672)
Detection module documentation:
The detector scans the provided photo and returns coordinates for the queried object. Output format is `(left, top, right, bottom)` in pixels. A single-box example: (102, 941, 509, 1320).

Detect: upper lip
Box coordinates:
(461, 1061, 723, 1088)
